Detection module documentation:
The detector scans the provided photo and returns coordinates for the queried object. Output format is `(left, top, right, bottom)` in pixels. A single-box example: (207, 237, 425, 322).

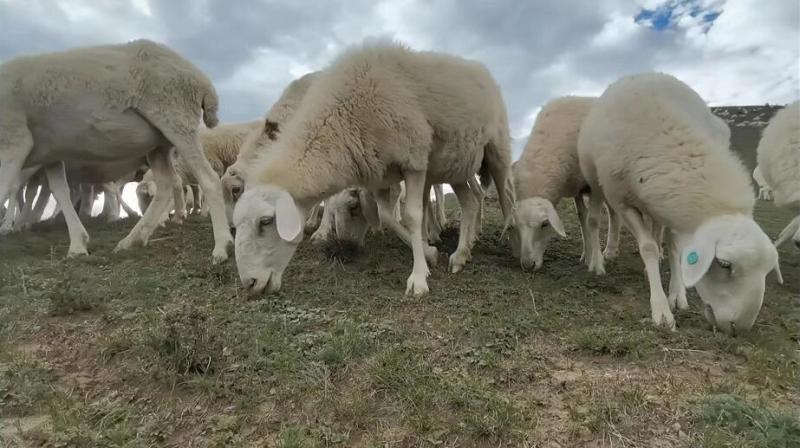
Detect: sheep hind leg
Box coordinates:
(575, 195, 589, 262)
(621, 207, 675, 330)
(401, 170, 431, 297)
(0, 187, 22, 234)
(585, 191, 606, 275)
(167, 134, 232, 263)
(774, 215, 800, 248)
(114, 147, 178, 253)
(374, 187, 438, 267)
(14, 176, 39, 231)
(45, 163, 90, 257)
(449, 182, 479, 274)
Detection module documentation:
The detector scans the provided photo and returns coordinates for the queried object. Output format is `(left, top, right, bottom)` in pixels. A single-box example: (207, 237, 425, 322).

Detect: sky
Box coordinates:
(0, 0, 798, 215)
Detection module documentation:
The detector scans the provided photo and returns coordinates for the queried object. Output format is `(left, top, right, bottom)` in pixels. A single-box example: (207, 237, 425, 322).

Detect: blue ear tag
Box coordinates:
(687, 251, 699, 265)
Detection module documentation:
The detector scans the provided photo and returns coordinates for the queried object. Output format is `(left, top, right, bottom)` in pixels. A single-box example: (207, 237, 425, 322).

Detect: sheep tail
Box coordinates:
(201, 87, 220, 129)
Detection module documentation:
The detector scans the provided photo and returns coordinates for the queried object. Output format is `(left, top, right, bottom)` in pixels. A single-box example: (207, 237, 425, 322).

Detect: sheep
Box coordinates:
(221, 72, 319, 218)
(578, 72, 782, 334)
(233, 41, 514, 297)
(752, 165, 774, 201)
(137, 120, 263, 222)
(509, 96, 621, 272)
(756, 100, 800, 249)
(0, 39, 233, 261)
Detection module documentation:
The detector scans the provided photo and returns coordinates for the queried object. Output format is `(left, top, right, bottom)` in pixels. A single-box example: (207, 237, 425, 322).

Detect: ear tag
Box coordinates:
(687, 251, 699, 265)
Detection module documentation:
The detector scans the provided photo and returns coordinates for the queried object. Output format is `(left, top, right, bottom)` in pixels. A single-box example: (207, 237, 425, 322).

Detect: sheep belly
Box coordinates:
(25, 100, 164, 166)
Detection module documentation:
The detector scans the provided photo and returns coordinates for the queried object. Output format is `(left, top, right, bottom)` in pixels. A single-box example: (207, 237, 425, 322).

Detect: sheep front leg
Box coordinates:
(115, 147, 178, 252)
(449, 182, 479, 273)
(374, 188, 439, 266)
(570, 196, 587, 264)
(310, 203, 335, 244)
(402, 170, 430, 297)
(585, 192, 606, 275)
(45, 163, 90, 257)
(603, 204, 622, 259)
(621, 207, 675, 330)
(666, 230, 688, 311)
(0, 188, 22, 234)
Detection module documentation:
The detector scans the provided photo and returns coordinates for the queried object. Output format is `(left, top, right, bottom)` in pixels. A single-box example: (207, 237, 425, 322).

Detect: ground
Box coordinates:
(0, 108, 798, 447)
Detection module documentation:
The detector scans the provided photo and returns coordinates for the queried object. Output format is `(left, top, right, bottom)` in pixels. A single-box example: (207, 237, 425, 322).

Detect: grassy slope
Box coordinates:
(0, 109, 798, 447)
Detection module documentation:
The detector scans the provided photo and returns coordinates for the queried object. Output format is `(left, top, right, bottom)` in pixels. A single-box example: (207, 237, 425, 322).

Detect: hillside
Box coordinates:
(0, 106, 798, 447)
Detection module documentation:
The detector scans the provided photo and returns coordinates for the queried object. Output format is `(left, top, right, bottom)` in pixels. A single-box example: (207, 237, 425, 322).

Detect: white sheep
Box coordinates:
(0, 39, 232, 261)
(578, 72, 782, 334)
(233, 41, 515, 297)
(510, 96, 621, 272)
(221, 72, 319, 217)
(752, 165, 774, 201)
(138, 120, 263, 222)
(756, 100, 800, 249)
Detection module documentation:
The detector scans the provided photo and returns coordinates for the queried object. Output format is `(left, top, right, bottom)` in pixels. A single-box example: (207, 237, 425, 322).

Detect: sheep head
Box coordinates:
(511, 197, 567, 271)
(681, 214, 782, 336)
(233, 184, 307, 297)
(327, 187, 380, 247)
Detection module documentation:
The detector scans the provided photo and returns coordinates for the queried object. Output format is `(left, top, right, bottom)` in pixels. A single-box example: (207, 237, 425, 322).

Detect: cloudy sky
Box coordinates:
(1, 0, 798, 157)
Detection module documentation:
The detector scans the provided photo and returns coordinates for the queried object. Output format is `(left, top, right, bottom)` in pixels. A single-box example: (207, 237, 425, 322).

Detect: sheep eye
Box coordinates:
(259, 216, 274, 230)
(716, 258, 732, 269)
(541, 221, 550, 229)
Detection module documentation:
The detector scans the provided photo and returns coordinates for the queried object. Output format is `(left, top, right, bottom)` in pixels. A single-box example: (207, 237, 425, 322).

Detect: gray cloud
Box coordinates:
(1, 0, 797, 158)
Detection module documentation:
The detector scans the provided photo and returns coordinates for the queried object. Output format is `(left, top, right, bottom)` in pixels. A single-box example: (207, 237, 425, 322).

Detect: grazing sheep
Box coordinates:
(221, 72, 319, 217)
(578, 73, 782, 334)
(0, 39, 232, 261)
(752, 165, 774, 201)
(510, 96, 621, 272)
(139, 120, 263, 222)
(756, 100, 800, 249)
(233, 42, 514, 297)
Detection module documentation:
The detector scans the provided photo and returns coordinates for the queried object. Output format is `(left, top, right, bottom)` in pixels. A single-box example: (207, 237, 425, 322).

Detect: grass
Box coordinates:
(0, 114, 798, 446)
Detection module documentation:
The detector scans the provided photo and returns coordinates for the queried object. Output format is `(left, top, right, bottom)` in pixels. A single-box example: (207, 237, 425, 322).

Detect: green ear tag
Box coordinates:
(687, 251, 699, 265)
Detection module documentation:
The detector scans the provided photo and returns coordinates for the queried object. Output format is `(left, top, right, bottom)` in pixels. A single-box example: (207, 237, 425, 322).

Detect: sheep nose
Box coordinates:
(244, 278, 257, 294)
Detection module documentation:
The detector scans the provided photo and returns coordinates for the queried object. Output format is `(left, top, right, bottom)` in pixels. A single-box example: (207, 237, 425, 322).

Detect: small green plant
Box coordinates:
(145, 304, 225, 376)
(693, 393, 800, 447)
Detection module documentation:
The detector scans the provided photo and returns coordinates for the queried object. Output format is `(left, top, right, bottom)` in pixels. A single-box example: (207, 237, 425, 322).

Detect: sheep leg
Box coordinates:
(449, 182, 480, 273)
(309, 202, 335, 244)
(467, 176, 484, 239)
(168, 135, 233, 263)
(45, 163, 90, 257)
(603, 204, 622, 259)
(14, 177, 39, 230)
(115, 147, 179, 252)
(774, 215, 800, 248)
(30, 179, 51, 224)
(421, 182, 432, 244)
(0, 187, 22, 234)
(402, 170, 431, 297)
(374, 188, 439, 266)
(101, 182, 122, 222)
(574, 195, 589, 262)
(77, 184, 94, 218)
(584, 191, 606, 275)
(183, 185, 195, 217)
(620, 207, 675, 330)
(666, 230, 689, 311)
(170, 182, 187, 224)
(118, 185, 139, 218)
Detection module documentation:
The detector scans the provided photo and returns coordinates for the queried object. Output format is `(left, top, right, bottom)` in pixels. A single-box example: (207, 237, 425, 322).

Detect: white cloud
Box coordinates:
(0, 0, 796, 154)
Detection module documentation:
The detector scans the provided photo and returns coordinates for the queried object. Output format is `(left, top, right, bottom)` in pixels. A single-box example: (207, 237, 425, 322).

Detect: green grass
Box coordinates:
(0, 117, 798, 446)
(692, 393, 800, 447)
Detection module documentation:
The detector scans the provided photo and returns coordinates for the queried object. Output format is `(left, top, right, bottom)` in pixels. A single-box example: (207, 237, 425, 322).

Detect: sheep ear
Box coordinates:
(275, 191, 303, 242)
(360, 190, 381, 229)
(773, 260, 784, 285)
(545, 202, 567, 238)
(681, 237, 716, 287)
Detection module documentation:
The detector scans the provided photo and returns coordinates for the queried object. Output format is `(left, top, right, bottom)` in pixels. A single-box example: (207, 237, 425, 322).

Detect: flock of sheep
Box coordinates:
(0, 39, 797, 337)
